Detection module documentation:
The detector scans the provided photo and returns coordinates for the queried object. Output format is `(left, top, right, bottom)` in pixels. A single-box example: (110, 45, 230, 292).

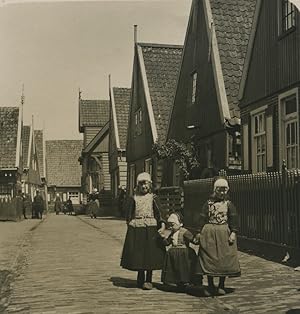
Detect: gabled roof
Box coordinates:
(83, 121, 109, 154)
(137, 43, 183, 143)
(79, 99, 110, 132)
(22, 125, 31, 168)
(111, 87, 131, 150)
(34, 130, 45, 178)
(46, 140, 83, 187)
(207, 0, 257, 118)
(0, 107, 21, 169)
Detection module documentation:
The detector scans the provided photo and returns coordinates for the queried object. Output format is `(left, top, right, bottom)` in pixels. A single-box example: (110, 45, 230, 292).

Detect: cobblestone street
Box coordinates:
(0, 214, 299, 313)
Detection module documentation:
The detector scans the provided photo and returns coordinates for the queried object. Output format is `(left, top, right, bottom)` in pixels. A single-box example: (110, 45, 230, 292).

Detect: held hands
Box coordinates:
(158, 223, 166, 238)
(228, 231, 236, 245)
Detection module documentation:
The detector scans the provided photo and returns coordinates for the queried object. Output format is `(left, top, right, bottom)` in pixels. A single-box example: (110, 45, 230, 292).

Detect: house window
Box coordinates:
(68, 191, 79, 204)
(173, 162, 181, 186)
(129, 164, 136, 196)
(134, 108, 142, 136)
(251, 111, 266, 172)
(279, 90, 299, 169)
(191, 72, 197, 105)
(281, 0, 296, 33)
(144, 158, 153, 177)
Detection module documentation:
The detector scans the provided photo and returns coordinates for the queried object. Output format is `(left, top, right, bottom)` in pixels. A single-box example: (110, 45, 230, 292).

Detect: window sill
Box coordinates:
(278, 26, 296, 40)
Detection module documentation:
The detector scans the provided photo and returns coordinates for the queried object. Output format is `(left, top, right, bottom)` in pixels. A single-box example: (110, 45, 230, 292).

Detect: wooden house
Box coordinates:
(46, 140, 83, 206)
(126, 42, 183, 195)
(167, 0, 257, 182)
(78, 94, 110, 203)
(239, 0, 300, 172)
(108, 78, 131, 201)
(0, 106, 23, 198)
(21, 124, 41, 200)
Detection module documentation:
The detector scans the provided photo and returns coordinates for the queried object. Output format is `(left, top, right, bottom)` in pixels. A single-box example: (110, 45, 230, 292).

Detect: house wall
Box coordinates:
(167, 0, 227, 184)
(83, 126, 101, 148)
(241, 0, 300, 108)
(127, 53, 154, 163)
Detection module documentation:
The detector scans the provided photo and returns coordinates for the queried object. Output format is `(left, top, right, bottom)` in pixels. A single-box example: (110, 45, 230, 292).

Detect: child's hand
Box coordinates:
(228, 232, 236, 245)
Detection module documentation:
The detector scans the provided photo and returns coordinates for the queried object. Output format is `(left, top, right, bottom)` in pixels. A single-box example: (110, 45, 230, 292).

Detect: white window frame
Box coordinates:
(144, 158, 153, 177)
(278, 88, 299, 170)
(68, 191, 79, 204)
(279, 0, 296, 34)
(251, 106, 267, 173)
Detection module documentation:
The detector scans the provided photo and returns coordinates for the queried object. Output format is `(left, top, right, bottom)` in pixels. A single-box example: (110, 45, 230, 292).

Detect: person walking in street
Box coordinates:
(117, 185, 126, 217)
(66, 196, 74, 215)
(160, 211, 199, 292)
(16, 189, 25, 220)
(54, 193, 62, 215)
(33, 190, 44, 219)
(195, 177, 240, 296)
(23, 193, 32, 219)
(88, 193, 99, 219)
(120, 172, 166, 290)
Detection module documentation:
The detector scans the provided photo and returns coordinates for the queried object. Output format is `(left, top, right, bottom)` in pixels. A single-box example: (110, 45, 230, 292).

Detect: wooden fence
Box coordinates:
(183, 168, 300, 249)
(157, 186, 184, 219)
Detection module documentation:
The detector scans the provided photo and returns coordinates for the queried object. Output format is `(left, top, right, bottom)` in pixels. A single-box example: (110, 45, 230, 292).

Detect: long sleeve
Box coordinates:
(228, 201, 238, 233)
(124, 197, 135, 224)
(153, 195, 166, 227)
(198, 201, 209, 233)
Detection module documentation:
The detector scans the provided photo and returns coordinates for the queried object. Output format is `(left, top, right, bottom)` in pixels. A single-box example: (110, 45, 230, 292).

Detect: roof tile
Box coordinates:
(46, 140, 83, 187)
(0, 107, 19, 169)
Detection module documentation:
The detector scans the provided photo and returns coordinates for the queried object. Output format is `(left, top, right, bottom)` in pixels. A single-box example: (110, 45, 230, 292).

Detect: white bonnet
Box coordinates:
(213, 178, 229, 191)
(167, 213, 182, 226)
(136, 172, 152, 184)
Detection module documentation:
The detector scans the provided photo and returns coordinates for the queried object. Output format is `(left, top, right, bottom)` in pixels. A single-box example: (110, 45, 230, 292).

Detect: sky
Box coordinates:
(0, 0, 192, 140)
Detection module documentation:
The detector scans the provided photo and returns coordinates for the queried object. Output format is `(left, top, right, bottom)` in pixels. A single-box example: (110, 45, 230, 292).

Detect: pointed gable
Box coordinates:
(79, 99, 110, 132)
(210, 0, 257, 118)
(0, 107, 20, 169)
(139, 43, 183, 143)
(46, 140, 83, 187)
(34, 130, 45, 178)
(112, 87, 131, 150)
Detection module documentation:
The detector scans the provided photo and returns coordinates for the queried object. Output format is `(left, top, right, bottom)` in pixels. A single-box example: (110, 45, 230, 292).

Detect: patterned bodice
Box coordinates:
(208, 200, 229, 225)
(129, 193, 156, 227)
(171, 228, 188, 247)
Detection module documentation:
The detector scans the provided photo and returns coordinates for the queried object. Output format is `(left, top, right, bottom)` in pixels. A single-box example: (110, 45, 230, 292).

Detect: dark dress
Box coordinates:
(197, 198, 241, 277)
(161, 227, 198, 285)
(120, 193, 166, 271)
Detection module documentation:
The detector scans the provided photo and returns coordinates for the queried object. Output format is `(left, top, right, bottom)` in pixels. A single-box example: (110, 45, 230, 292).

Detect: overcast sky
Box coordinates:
(0, 0, 192, 140)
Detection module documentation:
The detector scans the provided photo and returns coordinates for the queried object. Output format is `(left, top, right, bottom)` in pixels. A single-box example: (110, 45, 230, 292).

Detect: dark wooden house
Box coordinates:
(239, 0, 300, 172)
(167, 0, 257, 182)
(126, 42, 183, 195)
(108, 78, 131, 201)
(78, 95, 110, 203)
(46, 140, 83, 205)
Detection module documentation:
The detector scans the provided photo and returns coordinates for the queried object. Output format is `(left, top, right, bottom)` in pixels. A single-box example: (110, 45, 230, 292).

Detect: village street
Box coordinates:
(0, 214, 299, 314)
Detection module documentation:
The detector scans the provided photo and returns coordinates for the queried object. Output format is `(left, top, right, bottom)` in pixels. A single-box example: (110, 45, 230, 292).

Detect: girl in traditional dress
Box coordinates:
(195, 177, 240, 296)
(160, 212, 199, 291)
(120, 172, 166, 290)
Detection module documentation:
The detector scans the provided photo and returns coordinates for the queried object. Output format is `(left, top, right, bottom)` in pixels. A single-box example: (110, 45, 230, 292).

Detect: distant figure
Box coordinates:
(16, 190, 25, 220)
(54, 193, 62, 215)
(33, 190, 44, 219)
(118, 186, 127, 217)
(88, 193, 99, 219)
(66, 197, 74, 215)
(23, 193, 32, 219)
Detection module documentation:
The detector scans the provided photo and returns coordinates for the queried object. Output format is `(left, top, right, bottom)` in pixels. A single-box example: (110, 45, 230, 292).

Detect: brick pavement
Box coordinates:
(1, 214, 300, 313)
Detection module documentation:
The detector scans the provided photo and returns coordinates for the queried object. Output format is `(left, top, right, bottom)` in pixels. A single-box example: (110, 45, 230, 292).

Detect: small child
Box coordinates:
(160, 212, 198, 291)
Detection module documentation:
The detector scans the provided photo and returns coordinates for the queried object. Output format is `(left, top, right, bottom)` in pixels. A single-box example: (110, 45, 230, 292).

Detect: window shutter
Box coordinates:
(266, 115, 273, 168)
(242, 124, 249, 171)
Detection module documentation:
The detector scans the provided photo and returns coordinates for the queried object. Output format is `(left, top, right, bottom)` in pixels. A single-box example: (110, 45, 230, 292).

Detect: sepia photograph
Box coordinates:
(0, 0, 300, 313)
